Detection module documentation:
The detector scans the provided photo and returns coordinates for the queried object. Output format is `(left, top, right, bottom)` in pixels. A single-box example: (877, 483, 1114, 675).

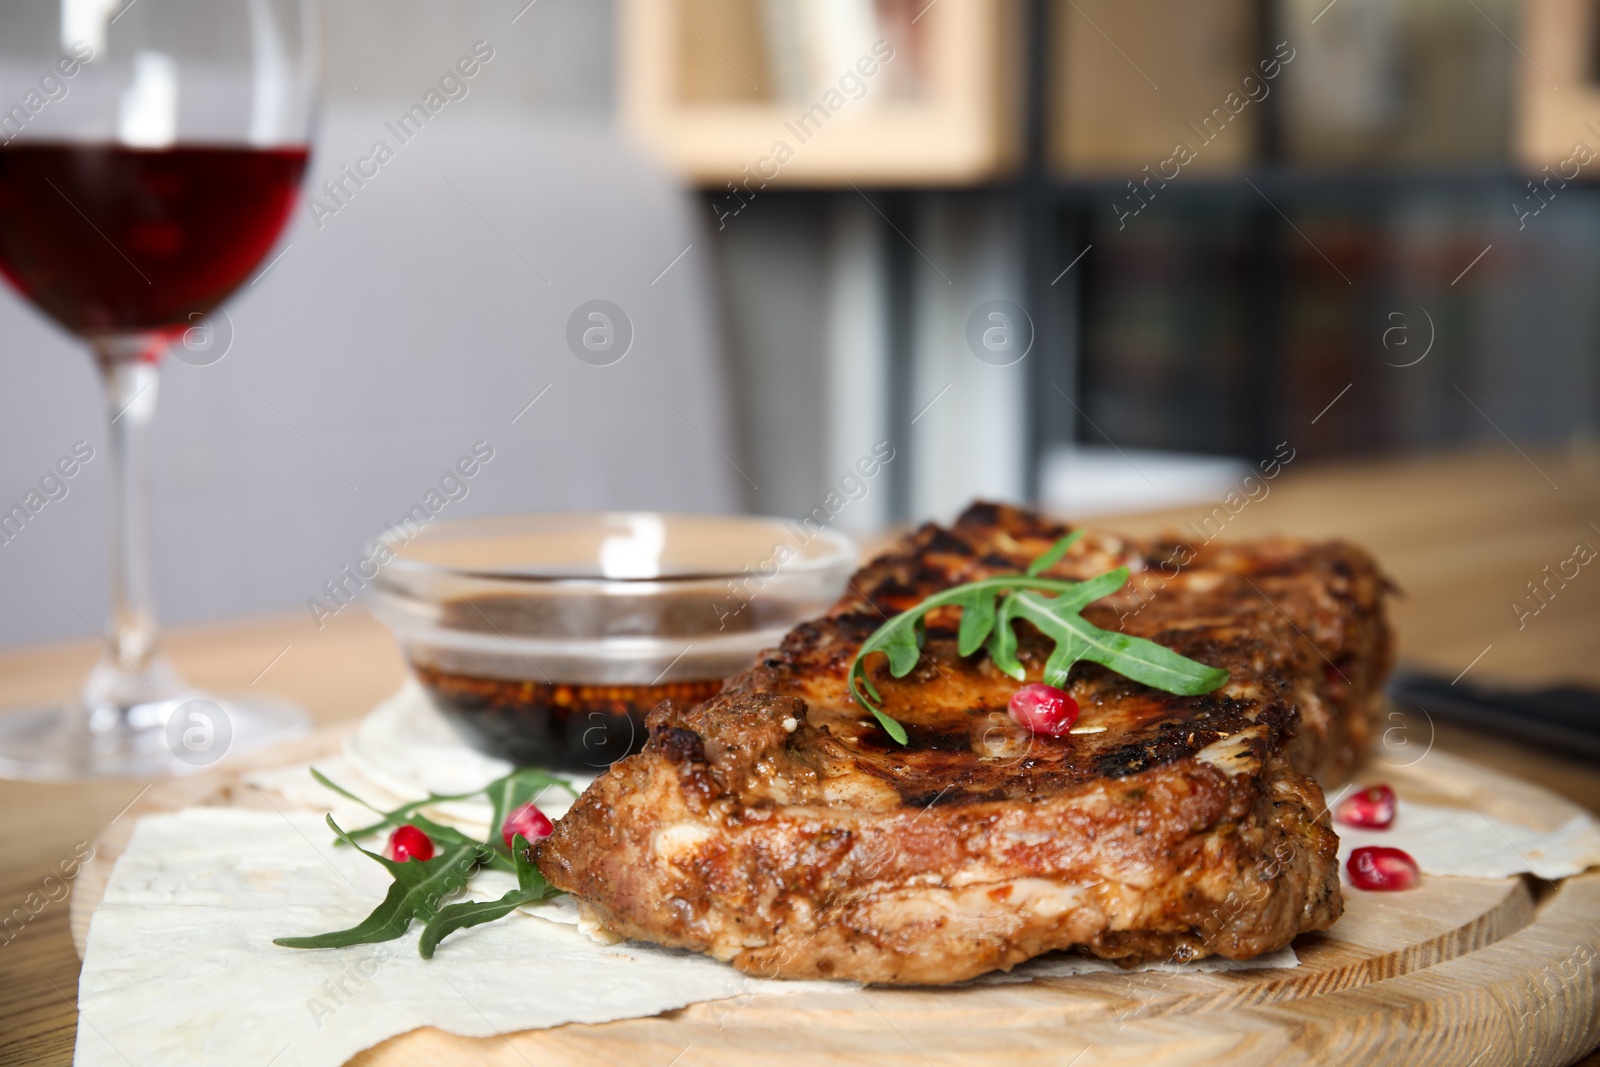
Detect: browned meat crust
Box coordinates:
(538, 503, 1394, 985)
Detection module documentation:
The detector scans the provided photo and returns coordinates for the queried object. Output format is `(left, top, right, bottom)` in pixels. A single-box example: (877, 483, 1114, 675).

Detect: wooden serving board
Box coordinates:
(70, 732, 1600, 1067)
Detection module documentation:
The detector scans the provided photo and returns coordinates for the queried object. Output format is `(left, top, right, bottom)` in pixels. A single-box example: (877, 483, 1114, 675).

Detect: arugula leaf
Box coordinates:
(985, 591, 1025, 681)
(848, 576, 1081, 725)
(846, 539, 1230, 743)
(1039, 567, 1130, 614)
(1026, 530, 1084, 577)
(1013, 591, 1230, 696)
(280, 770, 577, 958)
(416, 893, 531, 958)
(954, 586, 996, 657)
(317, 766, 576, 870)
(869, 705, 910, 744)
(1041, 630, 1087, 688)
(272, 816, 486, 949)
(847, 658, 908, 744)
(882, 616, 922, 676)
(417, 834, 560, 959)
(311, 767, 493, 842)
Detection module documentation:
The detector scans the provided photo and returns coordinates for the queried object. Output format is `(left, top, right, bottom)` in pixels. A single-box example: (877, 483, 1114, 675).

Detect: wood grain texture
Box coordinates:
(0, 866, 82, 1067)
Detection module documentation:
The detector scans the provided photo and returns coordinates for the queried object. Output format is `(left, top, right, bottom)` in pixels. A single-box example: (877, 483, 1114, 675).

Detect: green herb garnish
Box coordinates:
(273, 815, 491, 949)
(418, 833, 552, 959)
(846, 531, 1230, 744)
(274, 768, 574, 956)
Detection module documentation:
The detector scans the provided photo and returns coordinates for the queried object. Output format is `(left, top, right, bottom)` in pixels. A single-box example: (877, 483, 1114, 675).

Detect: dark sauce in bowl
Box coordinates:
(413, 664, 722, 770)
(367, 513, 856, 772)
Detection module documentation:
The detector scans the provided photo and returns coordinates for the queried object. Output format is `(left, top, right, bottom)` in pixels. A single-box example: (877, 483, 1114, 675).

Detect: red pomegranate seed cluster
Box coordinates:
(1347, 845, 1420, 890)
(387, 823, 435, 863)
(1007, 683, 1080, 736)
(502, 801, 554, 850)
(1336, 784, 1397, 829)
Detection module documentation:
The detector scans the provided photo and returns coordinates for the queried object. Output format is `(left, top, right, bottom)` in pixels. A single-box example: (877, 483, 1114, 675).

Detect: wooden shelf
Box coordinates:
(617, 0, 1021, 187)
(1516, 0, 1600, 169)
(1048, 0, 1261, 177)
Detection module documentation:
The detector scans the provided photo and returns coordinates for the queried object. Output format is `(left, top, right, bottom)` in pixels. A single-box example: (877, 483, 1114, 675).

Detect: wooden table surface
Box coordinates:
(2, 446, 1598, 1066)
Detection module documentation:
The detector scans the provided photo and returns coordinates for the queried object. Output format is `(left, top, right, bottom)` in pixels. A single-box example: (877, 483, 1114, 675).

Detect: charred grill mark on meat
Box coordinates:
(538, 503, 1393, 984)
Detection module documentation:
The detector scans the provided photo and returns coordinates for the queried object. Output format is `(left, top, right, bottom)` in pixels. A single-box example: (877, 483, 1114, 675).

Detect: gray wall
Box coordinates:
(711, 198, 831, 520)
(320, 0, 613, 115)
(0, 2, 751, 648)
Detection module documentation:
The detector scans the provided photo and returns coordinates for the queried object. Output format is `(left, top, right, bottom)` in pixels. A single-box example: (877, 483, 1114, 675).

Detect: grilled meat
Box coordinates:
(537, 503, 1393, 984)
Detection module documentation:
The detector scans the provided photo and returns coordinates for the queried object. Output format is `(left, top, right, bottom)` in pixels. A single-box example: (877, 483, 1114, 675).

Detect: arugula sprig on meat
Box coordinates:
(847, 531, 1230, 744)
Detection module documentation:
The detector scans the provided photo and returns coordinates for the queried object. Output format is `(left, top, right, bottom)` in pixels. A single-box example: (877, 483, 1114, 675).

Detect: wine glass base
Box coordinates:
(0, 693, 309, 781)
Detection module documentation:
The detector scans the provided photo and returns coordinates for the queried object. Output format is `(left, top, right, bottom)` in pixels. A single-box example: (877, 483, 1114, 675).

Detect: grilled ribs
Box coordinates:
(537, 503, 1393, 985)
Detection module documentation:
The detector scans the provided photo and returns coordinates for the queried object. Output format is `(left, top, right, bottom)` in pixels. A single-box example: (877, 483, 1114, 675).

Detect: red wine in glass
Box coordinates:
(0, 144, 309, 335)
(0, 0, 320, 779)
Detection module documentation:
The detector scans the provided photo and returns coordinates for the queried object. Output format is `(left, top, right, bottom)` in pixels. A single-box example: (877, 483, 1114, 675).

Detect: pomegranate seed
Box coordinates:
(1347, 846, 1420, 891)
(1336, 784, 1396, 829)
(501, 802, 554, 850)
(1007, 683, 1080, 736)
(387, 824, 434, 863)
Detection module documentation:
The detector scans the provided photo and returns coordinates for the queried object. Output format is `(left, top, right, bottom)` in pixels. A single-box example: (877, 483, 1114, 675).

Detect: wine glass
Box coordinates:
(0, 0, 319, 778)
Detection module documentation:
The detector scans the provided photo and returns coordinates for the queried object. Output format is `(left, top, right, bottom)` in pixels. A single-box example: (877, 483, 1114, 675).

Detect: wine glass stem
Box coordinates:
(83, 338, 177, 716)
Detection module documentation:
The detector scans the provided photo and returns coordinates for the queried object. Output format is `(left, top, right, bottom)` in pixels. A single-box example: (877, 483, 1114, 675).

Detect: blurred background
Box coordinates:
(0, 0, 1597, 651)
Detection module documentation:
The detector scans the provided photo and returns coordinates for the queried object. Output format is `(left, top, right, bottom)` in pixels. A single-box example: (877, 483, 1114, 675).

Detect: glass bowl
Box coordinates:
(367, 512, 856, 770)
